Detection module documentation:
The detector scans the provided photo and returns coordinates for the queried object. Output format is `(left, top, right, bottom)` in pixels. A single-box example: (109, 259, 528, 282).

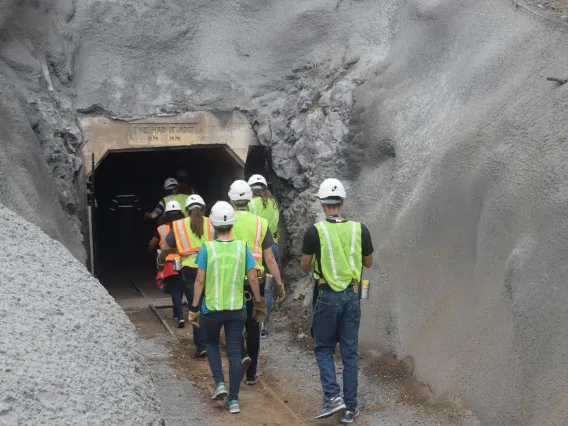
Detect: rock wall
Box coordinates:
(0, 0, 85, 260)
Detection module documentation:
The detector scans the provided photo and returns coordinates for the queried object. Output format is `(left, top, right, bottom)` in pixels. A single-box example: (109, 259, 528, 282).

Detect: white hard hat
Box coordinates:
(165, 200, 182, 212)
(317, 178, 346, 202)
(210, 201, 236, 226)
(248, 174, 267, 188)
(164, 177, 179, 190)
(185, 194, 205, 210)
(228, 180, 253, 202)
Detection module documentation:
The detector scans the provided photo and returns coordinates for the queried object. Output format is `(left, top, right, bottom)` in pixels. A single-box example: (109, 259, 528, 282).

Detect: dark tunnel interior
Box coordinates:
(92, 145, 244, 293)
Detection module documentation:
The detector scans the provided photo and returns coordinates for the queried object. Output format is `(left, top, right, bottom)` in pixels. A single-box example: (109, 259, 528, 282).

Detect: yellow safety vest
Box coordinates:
(231, 210, 267, 275)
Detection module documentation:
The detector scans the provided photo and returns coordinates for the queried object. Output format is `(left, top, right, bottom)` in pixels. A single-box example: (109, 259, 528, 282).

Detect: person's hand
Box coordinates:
(157, 261, 165, 272)
(252, 297, 267, 323)
(273, 283, 286, 304)
(188, 310, 200, 328)
(145, 212, 154, 219)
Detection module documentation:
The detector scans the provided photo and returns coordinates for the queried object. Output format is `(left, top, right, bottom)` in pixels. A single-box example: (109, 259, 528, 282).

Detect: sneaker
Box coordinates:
(260, 324, 268, 339)
(241, 356, 252, 381)
(340, 407, 360, 424)
(211, 382, 228, 400)
(194, 349, 207, 359)
(314, 396, 346, 419)
(177, 319, 185, 328)
(245, 374, 259, 385)
(224, 398, 240, 414)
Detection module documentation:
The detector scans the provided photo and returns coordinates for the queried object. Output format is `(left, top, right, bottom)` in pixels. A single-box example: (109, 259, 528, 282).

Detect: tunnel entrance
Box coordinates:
(92, 145, 244, 297)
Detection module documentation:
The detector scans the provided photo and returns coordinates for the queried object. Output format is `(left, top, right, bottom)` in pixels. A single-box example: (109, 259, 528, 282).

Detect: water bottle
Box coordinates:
(360, 279, 370, 300)
(264, 274, 275, 291)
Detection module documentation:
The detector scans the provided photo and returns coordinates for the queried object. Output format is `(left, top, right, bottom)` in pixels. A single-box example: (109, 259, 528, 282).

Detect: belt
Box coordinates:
(317, 279, 358, 292)
(244, 276, 265, 288)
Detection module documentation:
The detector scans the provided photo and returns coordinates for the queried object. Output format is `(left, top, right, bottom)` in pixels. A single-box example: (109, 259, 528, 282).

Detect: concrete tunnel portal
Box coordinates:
(79, 111, 269, 296)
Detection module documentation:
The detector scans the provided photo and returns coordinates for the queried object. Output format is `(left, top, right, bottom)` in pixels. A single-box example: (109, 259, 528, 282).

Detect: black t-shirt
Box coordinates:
(302, 219, 373, 277)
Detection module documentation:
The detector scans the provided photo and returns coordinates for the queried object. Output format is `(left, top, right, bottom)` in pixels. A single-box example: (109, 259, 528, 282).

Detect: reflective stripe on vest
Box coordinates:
(314, 221, 362, 292)
(204, 240, 246, 311)
(157, 224, 180, 261)
(232, 211, 267, 273)
(172, 217, 212, 268)
(249, 197, 279, 241)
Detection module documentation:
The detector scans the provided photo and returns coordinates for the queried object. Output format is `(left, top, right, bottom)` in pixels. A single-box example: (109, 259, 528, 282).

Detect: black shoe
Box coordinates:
(177, 319, 185, 328)
(194, 349, 207, 358)
(241, 356, 252, 381)
(245, 373, 259, 385)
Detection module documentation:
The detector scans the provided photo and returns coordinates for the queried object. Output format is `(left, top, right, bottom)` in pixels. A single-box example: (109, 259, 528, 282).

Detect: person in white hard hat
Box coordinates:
(158, 194, 212, 357)
(188, 201, 267, 414)
(228, 180, 285, 385)
(301, 178, 374, 423)
(145, 177, 189, 220)
(247, 174, 281, 338)
(148, 201, 187, 326)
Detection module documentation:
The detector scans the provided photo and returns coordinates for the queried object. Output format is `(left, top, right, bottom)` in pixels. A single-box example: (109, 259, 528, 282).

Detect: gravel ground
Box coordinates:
(262, 314, 480, 426)
(0, 205, 161, 425)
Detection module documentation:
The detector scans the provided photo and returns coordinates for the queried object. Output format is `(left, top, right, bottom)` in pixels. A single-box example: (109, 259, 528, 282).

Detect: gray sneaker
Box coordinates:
(241, 356, 252, 381)
(314, 396, 346, 419)
(211, 382, 228, 400)
(225, 398, 240, 414)
(340, 407, 360, 423)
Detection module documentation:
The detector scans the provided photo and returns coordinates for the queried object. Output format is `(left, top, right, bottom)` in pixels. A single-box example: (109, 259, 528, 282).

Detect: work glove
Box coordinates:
(273, 283, 286, 304)
(188, 309, 201, 328)
(252, 297, 268, 323)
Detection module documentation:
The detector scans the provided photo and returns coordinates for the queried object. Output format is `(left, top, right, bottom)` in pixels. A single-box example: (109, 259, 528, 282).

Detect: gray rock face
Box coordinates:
(0, 205, 161, 425)
(2, 0, 568, 424)
(0, 0, 85, 261)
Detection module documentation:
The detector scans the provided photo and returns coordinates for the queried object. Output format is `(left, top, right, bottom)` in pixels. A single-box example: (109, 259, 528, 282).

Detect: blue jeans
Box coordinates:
(312, 287, 361, 410)
(263, 243, 280, 323)
(203, 309, 246, 401)
(174, 267, 205, 351)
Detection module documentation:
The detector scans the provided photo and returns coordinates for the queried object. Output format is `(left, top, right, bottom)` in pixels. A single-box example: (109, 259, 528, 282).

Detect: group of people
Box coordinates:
(148, 174, 373, 424)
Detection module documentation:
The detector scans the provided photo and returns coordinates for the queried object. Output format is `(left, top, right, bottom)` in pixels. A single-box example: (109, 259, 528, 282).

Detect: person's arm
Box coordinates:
(301, 254, 314, 273)
(361, 224, 374, 269)
(263, 247, 283, 287)
(157, 231, 177, 264)
(247, 269, 262, 302)
(301, 225, 318, 273)
(192, 268, 206, 307)
(148, 236, 159, 252)
(146, 200, 164, 219)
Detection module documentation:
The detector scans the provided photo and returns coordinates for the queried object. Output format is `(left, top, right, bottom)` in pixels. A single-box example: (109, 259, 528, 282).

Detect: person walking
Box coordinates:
(228, 180, 286, 385)
(188, 201, 267, 414)
(158, 194, 212, 357)
(146, 177, 188, 220)
(301, 178, 374, 423)
(149, 201, 186, 327)
(247, 174, 280, 338)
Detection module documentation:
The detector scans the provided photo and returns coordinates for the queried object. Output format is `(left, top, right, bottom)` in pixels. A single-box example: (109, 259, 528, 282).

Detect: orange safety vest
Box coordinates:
(157, 224, 180, 261)
(172, 217, 213, 268)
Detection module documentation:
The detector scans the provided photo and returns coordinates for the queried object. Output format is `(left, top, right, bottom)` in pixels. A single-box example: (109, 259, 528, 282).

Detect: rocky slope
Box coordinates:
(2, 0, 568, 424)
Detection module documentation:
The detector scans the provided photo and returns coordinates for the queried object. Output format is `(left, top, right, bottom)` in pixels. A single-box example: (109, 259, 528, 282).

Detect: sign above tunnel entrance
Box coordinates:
(80, 111, 257, 171)
(129, 123, 199, 146)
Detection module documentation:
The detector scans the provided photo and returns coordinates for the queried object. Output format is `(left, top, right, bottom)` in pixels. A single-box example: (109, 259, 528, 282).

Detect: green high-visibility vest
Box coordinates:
(314, 220, 362, 292)
(204, 240, 246, 311)
(163, 194, 189, 216)
(249, 197, 280, 242)
(232, 210, 268, 275)
(172, 217, 213, 268)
